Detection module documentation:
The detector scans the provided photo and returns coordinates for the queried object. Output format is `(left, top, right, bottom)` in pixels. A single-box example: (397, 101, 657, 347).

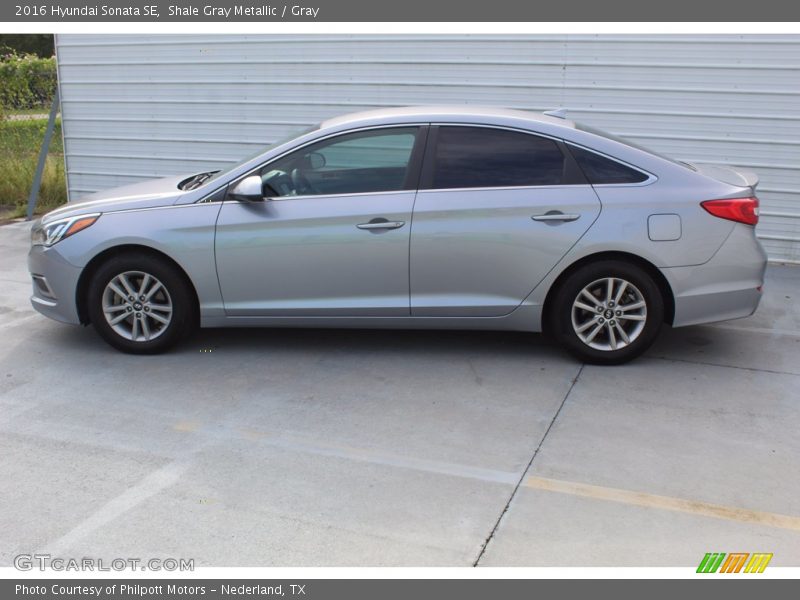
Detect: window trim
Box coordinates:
(565, 142, 657, 188)
(223, 123, 428, 202)
(197, 183, 229, 204)
(418, 123, 588, 192)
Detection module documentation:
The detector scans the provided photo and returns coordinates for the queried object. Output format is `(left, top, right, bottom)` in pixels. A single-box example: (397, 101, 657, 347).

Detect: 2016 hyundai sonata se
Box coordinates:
(28, 106, 767, 363)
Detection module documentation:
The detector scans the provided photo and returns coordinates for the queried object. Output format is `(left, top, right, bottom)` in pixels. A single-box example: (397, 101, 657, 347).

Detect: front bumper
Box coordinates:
(664, 224, 768, 328)
(28, 244, 84, 325)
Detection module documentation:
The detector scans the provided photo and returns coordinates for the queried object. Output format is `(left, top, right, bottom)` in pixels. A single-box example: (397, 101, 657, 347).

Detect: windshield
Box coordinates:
(180, 124, 320, 190)
(575, 123, 695, 170)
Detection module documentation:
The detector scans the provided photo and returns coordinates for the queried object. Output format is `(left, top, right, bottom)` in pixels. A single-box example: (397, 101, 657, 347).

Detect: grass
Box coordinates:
(7, 106, 52, 117)
(0, 115, 67, 219)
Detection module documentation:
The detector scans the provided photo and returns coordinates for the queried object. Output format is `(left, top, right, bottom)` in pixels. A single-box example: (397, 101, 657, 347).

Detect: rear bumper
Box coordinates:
(663, 224, 767, 328)
(27, 244, 83, 325)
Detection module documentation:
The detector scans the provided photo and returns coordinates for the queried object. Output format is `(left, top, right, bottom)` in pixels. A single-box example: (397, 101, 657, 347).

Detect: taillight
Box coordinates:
(701, 197, 759, 226)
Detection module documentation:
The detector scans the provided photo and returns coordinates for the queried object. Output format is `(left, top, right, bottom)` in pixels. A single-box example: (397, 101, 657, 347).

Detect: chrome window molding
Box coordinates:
(200, 121, 657, 203)
(416, 183, 593, 194)
(243, 189, 416, 203)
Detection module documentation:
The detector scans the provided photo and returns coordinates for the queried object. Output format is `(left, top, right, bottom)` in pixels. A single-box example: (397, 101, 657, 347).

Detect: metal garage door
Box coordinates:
(54, 34, 800, 262)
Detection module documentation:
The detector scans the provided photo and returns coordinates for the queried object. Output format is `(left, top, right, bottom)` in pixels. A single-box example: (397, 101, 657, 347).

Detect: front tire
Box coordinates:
(550, 260, 664, 365)
(87, 253, 194, 354)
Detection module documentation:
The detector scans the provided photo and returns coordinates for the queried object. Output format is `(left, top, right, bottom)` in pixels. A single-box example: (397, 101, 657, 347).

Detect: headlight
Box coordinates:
(31, 213, 100, 247)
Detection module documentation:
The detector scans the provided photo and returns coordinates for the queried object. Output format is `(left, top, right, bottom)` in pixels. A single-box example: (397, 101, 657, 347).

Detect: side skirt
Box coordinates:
(200, 303, 543, 332)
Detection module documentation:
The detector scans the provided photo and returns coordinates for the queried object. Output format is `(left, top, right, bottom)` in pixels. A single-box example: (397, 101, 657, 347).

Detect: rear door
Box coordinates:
(409, 125, 602, 317)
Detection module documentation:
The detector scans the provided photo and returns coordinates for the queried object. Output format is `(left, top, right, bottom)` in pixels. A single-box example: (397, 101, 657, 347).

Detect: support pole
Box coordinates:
(26, 89, 60, 221)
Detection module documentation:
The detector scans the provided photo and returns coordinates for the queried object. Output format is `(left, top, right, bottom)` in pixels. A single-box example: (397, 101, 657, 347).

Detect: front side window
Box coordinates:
(188, 124, 319, 190)
(429, 126, 567, 190)
(259, 127, 419, 197)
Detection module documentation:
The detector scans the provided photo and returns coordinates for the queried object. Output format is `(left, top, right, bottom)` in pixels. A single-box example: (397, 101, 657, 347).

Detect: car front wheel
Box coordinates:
(87, 253, 194, 354)
(550, 260, 664, 365)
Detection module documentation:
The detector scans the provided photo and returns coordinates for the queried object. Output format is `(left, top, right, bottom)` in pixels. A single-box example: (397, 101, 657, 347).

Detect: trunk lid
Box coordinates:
(690, 163, 759, 191)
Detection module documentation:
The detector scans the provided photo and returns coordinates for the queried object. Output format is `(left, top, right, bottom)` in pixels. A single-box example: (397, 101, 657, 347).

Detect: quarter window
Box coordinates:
(259, 127, 419, 197)
(569, 145, 649, 184)
(430, 126, 567, 189)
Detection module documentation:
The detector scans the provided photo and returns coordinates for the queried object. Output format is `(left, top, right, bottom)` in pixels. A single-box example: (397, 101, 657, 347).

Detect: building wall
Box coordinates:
(55, 34, 800, 262)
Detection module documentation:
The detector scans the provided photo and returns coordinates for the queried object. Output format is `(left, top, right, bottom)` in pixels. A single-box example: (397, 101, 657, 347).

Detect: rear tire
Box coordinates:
(549, 260, 664, 365)
(87, 253, 195, 354)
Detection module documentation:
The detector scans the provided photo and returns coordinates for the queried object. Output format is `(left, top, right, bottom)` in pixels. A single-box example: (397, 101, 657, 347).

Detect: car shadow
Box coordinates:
(39, 320, 563, 360)
(188, 326, 560, 359)
(38, 317, 781, 371)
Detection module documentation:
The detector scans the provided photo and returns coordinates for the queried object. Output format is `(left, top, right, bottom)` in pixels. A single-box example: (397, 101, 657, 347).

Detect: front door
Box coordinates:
(215, 126, 425, 316)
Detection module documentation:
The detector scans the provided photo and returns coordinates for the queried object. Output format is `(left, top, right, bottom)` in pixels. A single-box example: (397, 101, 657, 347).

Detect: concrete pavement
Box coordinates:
(0, 220, 798, 567)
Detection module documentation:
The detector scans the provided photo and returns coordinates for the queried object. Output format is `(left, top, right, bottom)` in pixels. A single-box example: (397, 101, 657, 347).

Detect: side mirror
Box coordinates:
(228, 175, 265, 202)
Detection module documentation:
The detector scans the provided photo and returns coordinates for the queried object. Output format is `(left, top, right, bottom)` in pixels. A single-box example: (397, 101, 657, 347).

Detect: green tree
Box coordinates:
(0, 53, 57, 110)
(0, 34, 54, 58)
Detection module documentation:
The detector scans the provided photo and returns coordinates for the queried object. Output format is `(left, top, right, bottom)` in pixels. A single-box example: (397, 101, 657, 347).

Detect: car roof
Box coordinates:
(319, 105, 576, 131)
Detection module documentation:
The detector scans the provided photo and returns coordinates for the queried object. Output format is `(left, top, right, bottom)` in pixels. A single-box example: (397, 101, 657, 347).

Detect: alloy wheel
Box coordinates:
(570, 277, 647, 351)
(101, 271, 173, 342)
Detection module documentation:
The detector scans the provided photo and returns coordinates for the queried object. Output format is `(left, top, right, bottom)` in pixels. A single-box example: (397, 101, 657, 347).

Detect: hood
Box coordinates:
(42, 174, 192, 224)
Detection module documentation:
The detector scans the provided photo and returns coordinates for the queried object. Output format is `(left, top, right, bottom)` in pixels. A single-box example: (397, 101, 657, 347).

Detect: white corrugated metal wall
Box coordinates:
(54, 34, 800, 262)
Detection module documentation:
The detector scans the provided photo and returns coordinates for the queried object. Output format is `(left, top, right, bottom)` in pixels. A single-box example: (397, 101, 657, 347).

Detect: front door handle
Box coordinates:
(532, 212, 580, 223)
(357, 219, 405, 230)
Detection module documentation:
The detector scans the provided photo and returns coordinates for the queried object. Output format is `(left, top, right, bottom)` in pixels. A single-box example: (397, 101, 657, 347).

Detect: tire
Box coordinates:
(87, 253, 195, 354)
(549, 260, 664, 365)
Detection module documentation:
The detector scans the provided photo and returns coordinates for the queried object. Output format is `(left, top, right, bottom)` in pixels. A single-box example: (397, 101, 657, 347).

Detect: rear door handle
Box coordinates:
(532, 212, 580, 223)
(357, 220, 405, 230)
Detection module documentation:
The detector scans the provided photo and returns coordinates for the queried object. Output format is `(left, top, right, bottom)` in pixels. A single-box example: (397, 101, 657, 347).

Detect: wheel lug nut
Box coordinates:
(144, 306, 150, 312)
(126, 306, 132, 312)
(598, 318, 605, 324)
(135, 313, 141, 318)
(609, 301, 615, 307)
(610, 320, 616, 326)
(596, 306, 603, 312)
(139, 296, 145, 301)
(128, 296, 134, 301)
(616, 310, 621, 316)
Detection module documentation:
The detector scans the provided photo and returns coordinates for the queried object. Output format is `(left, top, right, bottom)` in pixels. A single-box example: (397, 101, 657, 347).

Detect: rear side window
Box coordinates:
(430, 126, 566, 189)
(569, 145, 649, 184)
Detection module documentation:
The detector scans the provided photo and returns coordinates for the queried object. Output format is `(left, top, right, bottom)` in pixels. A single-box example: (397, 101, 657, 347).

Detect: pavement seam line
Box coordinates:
(651, 354, 799, 377)
(708, 323, 800, 338)
(471, 363, 585, 567)
(524, 475, 800, 531)
(38, 458, 193, 556)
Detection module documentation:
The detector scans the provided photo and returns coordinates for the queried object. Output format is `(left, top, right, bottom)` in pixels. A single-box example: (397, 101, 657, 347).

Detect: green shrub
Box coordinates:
(0, 51, 57, 111)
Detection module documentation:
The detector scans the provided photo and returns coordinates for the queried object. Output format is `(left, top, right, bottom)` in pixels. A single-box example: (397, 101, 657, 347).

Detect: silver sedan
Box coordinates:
(28, 106, 767, 363)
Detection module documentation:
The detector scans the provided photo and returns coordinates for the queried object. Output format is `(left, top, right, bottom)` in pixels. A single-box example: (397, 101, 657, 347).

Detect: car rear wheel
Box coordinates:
(550, 260, 664, 364)
(87, 253, 194, 354)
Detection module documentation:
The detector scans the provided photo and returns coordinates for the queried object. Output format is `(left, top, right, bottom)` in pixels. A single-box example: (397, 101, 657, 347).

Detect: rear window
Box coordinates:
(575, 122, 695, 171)
(569, 145, 649, 185)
